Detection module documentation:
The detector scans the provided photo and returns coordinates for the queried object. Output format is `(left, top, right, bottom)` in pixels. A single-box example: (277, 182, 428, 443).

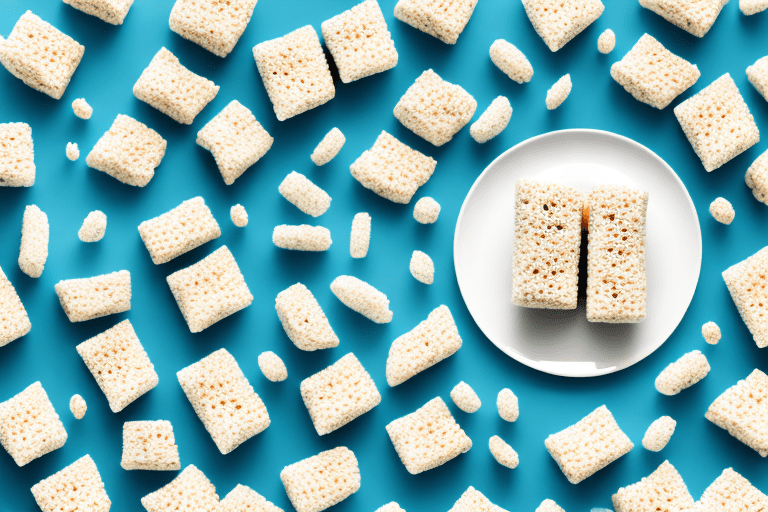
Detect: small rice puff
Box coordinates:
(497, 388, 519, 422)
(546, 74, 572, 110)
(230, 204, 248, 228)
(642, 416, 676, 452)
(450, 381, 481, 413)
(413, 197, 440, 224)
(489, 435, 519, 469)
(709, 197, 735, 225)
(258, 351, 288, 382)
(598, 29, 615, 54)
(702, 321, 721, 345)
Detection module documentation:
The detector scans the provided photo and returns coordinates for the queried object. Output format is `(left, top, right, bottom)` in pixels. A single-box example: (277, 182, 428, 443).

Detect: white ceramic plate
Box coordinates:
(454, 130, 702, 377)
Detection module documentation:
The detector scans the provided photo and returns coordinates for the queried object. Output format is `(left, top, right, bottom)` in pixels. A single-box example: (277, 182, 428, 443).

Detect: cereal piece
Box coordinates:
(450, 381, 481, 413)
(489, 435, 518, 469)
(497, 388, 519, 422)
(31, 455, 110, 512)
(470, 96, 512, 143)
(489, 39, 534, 84)
(66, 142, 79, 161)
(273, 225, 332, 251)
(258, 351, 288, 382)
(702, 321, 721, 344)
(642, 416, 676, 452)
(386, 305, 462, 386)
(86, 114, 167, 187)
(322, 1, 398, 83)
(0, 11, 84, 99)
(0, 264, 31, 347)
(741, 0, 768, 14)
(133, 47, 219, 125)
(121, 420, 180, 471)
(586, 185, 648, 323)
(448, 487, 509, 512)
(278, 171, 332, 217)
(141, 465, 219, 512)
(410, 250, 435, 285)
(375, 503, 405, 512)
(0, 122, 35, 187)
(394, 0, 477, 44)
(394, 69, 477, 146)
(639, 0, 728, 37)
(655, 350, 710, 396)
(612, 460, 694, 512)
(311, 128, 346, 166)
(275, 283, 338, 351)
(705, 369, 768, 456)
(0, 382, 67, 466)
(196, 100, 273, 185)
(166, 246, 252, 333)
(674, 73, 760, 172)
(746, 149, 768, 205)
(350, 212, 371, 258)
(748, 56, 768, 102)
(513, 180, 585, 310)
(722, 246, 768, 347)
(18, 204, 48, 278)
(69, 395, 86, 420)
(413, 197, 440, 224)
(220, 485, 284, 512)
(330, 275, 393, 323)
(281, 446, 360, 512)
(386, 397, 472, 474)
(138, 197, 221, 265)
(78, 210, 107, 242)
(169, 0, 258, 57)
(77, 320, 158, 412)
(72, 98, 92, 119)
(546, 74, 572, 110)
(231, 204, 248, 227)
(63, 0, 134, 24)
(545, 405, 633, 484)
(700, 468, 768, 511)
(253, 26, 335, 121)
(350, 131, 437, 203)
(55, 270, 131, 322)
(598, 29, 615, 54)
(709, 197, 735, 224)
(301, 353, 381, 435)
(537, 500, 565, 512)
(522, 0, 604, 52)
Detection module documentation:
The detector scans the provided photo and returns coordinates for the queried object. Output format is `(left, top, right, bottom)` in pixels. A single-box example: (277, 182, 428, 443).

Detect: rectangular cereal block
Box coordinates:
(0, 11, 84, 99)
(748, 55, 768, 102)
(253, 25, 335, 121)
(138, 196, 221, 265)
(394, 0, 477, 45)
(133, 47, 219, 125)
(723, 246, 768, 348)
(639, 0, 728, 37)
(449, 487, 510, 512)
(699, 468, 768, 511)
(586, 185, 648, 323)
(141, 465, 219, 512)
(281, 446, 360, 512)
(279, 171, 331, 217)
(0, 122, 35, 187)
(0, 264, 31, 347)
(55, 270, 131, 322)
(18, 204, 48, 279)
(86, 114, 167, 187)
(521, 0, 604, 52)
(31, 455, 111, 512)
(63, 0, 134, 25)
(545, 405, 633, 484)
(386, 396, 472, 474)
(177, 348, 269, 454)
(612, 461, 694, 512)
(220, 484, 284, 512)
(275, 283, 339, 351)
(121, 420, 180, 471)
(512, 180, 585, 310)
(350, 131, 436, 204)
(0, 382, 67, 467)
(169, 0, 258, 57)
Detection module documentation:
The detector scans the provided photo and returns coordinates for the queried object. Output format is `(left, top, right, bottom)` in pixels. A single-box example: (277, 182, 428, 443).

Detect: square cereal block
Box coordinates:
(121, 420, 180, 471)
(55, 270, 131, 322)
(521, 0, 604, 52)
(545, 405, 633, 484)
(706, 369, 768, 456)
(133, 47, 219, 125)
(196, 100, 273, 185)
(394, 0, 478, 45)
(322, 0, 398, 83)
(746, 149, 768, 205)
(220, 484, 284, 512)
(141, 465, 219, 512)
(31, 455, 111, 512)
(166, 246, 253, 333)
(275, 283, 339, 351)
(394, 69, 477, 146)
(639, 0, 728, 38)
(177, 348, 269, 454)
(700, 468, 768, 511)
(0, 122, 35, 187)
(449, 487, 510, 512)
(281, 446, 360, 512)
(252, 25, 335, 121)
(747, 55, 768, 103)
(0, 264, 31, 347)
(722, 246, 768, 348)
(76, 320, 159, 413)
(612, 460, 694, 512)
(386, 396, 472, 474)
(0, 382, 67, 467)
(170, 0, 258, 57)
(0, 11, 84, 99)
(301, 353, 381, 435)
(63, 0, 135, 25)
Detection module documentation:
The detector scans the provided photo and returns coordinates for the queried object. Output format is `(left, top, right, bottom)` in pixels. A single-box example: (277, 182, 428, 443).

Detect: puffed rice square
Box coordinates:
(279, 171, 332, 217)
(311, 128, 346, 166)
(448, 486, 510, 512)
(0, 122, 35, 187)
(280, 446, 360, 512)
(655, 350, 710, 395)
(0, 264, 31, 347)
(220, 484, 285, 512)
(275, 283, 339, 351)
(521, 0, 604, 52)
(639, 0, 728, 38)
(273, 225, 333, 251)
(747, 55, 768, 102)
(745, 149, 768, 206)
(612, 460, 694, 512)
(699, 468, 768, 512)
(141, 464, 219, 512)
(741, 0, 768, 14)
(169, 0, 258, 58)
(121, 420, 180, 471)
(31, 455, 111, 512)
(55, 270, 131, 322)
(63, 0, 135, 25)
(722, 246, 768, 348)
(394, 0, 478, 45)
(18, 204, 48, 279)
(330, 275, 393, 323)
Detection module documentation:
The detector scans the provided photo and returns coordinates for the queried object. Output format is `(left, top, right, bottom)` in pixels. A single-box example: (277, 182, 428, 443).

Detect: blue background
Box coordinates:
(1, 0, 768, 510)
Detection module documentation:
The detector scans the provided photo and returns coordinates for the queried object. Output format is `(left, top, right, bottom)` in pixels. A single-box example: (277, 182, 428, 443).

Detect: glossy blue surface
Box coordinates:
(1, 1, 767, 510)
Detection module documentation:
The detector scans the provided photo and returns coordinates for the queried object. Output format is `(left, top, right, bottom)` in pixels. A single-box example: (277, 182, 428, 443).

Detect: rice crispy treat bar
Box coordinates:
(18, 204, 48, 278)
(490, 39, 533, 84)
(0, 11, 84, 99)
(330, 275, 393, 323)
(311, 128, 346, 166)
(746, 150, 768, 205)
(448, 487, 510, 512)
(322, 0, 398, 83)
(63, 0, 135, 25)
(72, 98, 92, 119)
(410, 250, 435, 284)
(220, 484, 284, 512)
(31, 455, 111, 512)
(258, 351, 288, 382)
(470, 96, 513, 143)
(642, 416, 676, 452)
(394, 69, 477, 146)
(55, 270, 131, 322)
(610, 34, 700, 110)
(350, 131, 437, 204)
(386, 397, 472, 474)
(121, 420, 180, 471)
(741, 0, 768, 14)
(141, 465, 219, 512)
(279, 171, 332, 217)
(586, 185, 648, 323)
(521, 0, 604, 52)
(138, 196, 221, 265)
(301, 352, 381, 435)
(612, 460, 694, 512)
(169, 0, 258, 57)
(512, 179, 585, 310)
(273, 225, 332, 251)
(280, 446, 360, 512)
(394, 0, 478, 45)
(748, 56, 768, 102)
(545, 405, 633, 484)
(86, 114, 167, 187)
(0, 264, 31, 347)
(655, 350, 710, 395)
(699, 468, 768, 512)
(722, 246, 768, 347)
(639, 0, 728, 38)
(133, 47, 219, 125)
(253, 25, 335, 121)
(166, 246, 253, 333)
(350, 212, 371, 258)
(489, 435, 519, 469)
(196, 100, 273, 185)
(177, 348, 269, 454)
(79, 210, 107, 242)
(674, 73, 760, 172)
(0, 122, 35, 187)
(275, 283, 339, 351)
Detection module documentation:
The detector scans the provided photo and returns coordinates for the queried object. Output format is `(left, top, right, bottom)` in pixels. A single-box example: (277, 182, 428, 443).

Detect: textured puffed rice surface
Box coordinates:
(141, 464, 219, 512)
(489, 435, 519, 469)
(63, 0, 134, 25)
(414, 197, 441, 224)
(642, 416, 676, 452)
(741, 0, 768, 14)
(470, 96, 513, 143)
(31, 455, 111, 512)
(279, 171, 332, 217)
(375, 503, 406, 512)
(79, 210, 107, 242)
(169, 0, 258, 57)
(448, 486, 510, 512)
(66, 142, 79, 161)
(394, 0, 478, 44)
(273, 225, 332, 251)
(350, 212, 371, 258)
(258, 351, 288, 382)
(490, 39, 533, 84)
(537, 499, 565, 512)
(497, 388, 519, 422)
(639, 0, 728, 37)
(331, 275, 393, 323)
(219, 484, 285, 512)
(722, 246, 768, 348)
(231, 204, 248, 227)
(311, 127, 346, 165)
(0, 264, 31, 347)
(612, 460, 694, 512)
(72, 98, 92, 119)
(522, 0, 604, 52)
(710, 197, 735, 224)
(700, 468, 768, 512)
(18, 204, 48, 278)
(0, 122, 35, 187)
(280, 446, 360, 512)
(121, 420, 180, 471)
(69, 394, 87, 420)
(546, 74, 572, 110)
(745, 149, 768, 206)
(702, 321, 721, 344)
(275, 283, 339, 351)
(410, 250, 435, 284)
(655, 350, 710, 395)
(748, 56, 768, 102)
(451, 381, 481, 413)
(55, 270, 131, 322)
(598, 29, 615, 53)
